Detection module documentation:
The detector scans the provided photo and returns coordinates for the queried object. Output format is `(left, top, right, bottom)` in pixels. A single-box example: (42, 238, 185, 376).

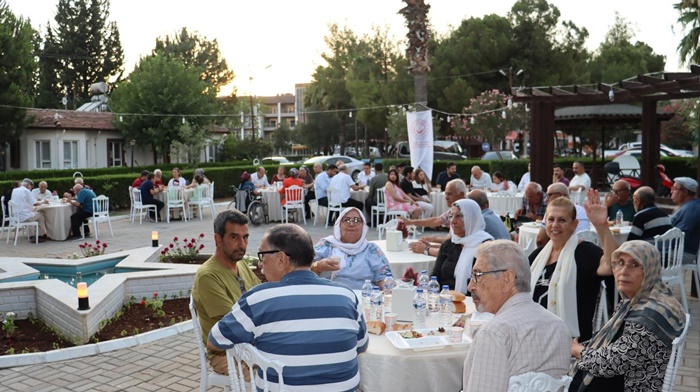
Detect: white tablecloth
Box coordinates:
(430, 191, 448, 218)
(36, 203, 74, 240)
(486, 192, 523, 216)
(370, 239, 436, 276)
(358, 311, 471, 392)
(261, 188, 282, 222)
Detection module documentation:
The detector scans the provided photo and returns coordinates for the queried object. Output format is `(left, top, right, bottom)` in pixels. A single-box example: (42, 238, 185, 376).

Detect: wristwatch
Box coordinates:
(423, 246, 430, 256)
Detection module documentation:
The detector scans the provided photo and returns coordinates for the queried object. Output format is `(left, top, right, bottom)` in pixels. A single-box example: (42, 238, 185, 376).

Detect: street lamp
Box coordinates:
(130, 139, 136, 173)
(499, 67, 524, 94)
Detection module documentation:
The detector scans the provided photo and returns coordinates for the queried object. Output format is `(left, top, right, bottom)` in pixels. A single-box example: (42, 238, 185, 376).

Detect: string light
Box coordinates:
(501, 110, 506, 119)
(119, 115, 123, 122)
(182, 116, 186, 124)
(470, 117, 475, 125)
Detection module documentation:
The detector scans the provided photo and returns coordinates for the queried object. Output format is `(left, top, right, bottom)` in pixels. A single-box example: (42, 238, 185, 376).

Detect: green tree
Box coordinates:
(153, 27, 234, 95)
(675, 0, 700, 65)
(36, 0, 124, 108)
(110, 54, 217, 163)
(221, 136, 272, 161)
(0, 1, 36, 145)
(297, 104, 338, 154)
(272, 122, 293, 154)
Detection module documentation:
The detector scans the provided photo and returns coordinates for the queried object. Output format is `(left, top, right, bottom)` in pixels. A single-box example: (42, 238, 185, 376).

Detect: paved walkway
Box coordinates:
(0, 200, 699, 391)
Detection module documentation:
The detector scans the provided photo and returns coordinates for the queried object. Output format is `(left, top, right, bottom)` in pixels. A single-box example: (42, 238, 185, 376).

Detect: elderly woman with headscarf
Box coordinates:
(528, 197, 608, 342)
(187, 168, 210, 189)
(431, 199, 493, 293)
(279, 168, 303, 205)
(311, 207, 392, 290)
(567, 190, 687, 391)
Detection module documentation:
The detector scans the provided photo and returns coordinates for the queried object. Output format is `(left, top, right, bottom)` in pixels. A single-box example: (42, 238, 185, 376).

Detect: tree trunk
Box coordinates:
(414, 71, 428, 112)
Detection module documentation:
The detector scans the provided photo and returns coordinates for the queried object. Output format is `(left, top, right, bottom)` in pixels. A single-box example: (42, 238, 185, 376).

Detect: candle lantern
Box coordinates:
(77, 282, 90, 310)
(152, 231, 159, 247)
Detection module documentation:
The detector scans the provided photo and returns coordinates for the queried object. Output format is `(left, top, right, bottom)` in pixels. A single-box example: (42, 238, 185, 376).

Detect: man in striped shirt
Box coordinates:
(627, 186, 672, 242)
(208, 224, 368, 391)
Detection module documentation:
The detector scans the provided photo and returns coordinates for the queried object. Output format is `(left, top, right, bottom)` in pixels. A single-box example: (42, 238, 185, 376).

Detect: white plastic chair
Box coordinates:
(508, 372, 572, 392)
(188, 296, 230, 392)
(577, 229, 600, 246)
(0, 196, 11, 235)
(226, 343, 286, 392)
(282, 185, 305, 224)
(523, 238, 536, 257)
(378, 187, 409, 225)
(132, 188, 158, 224)
(128, 186, 136, 222)
(6, 200, 39, 246)
(682, 243, 700, 306)
(654, 228, 689, 315)
(371, 187, 388, 230)
(188, 185, 212, 221)
(325, 187, 343, 229)
(377, 218, 417, 240)
(166, 187, 188, 223)
(312, 182, 326, 226)
(661, 313, 691, 392)
(206, 182, 217, 216)
(88, 195, 113, 240)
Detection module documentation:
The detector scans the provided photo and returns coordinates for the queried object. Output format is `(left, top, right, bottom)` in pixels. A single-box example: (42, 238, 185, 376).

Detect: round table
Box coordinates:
(36, 202, 75, 240)
(370, 239, 436, 277)
(260, 188, 282, 221)
(486, 192, 523, 216)
(430, 191, 447, 217)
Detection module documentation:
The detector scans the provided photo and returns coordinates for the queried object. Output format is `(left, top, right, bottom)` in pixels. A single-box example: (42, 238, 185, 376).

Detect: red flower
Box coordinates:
(173, 237, 178, 242)
(187, 243, 193, 248)
(191, 238, 196, 243)
(79, 244, 85, 248)
(95, 240, 100, 245)
(161, 249, 167, 255)
(199, 233, 205, 238)
(169, 244, 174, 249)
(153, 292, 158, 298)
(103, 243, 108, 248)
(141, 300, 146, 306)
(199, 244, 204, 250)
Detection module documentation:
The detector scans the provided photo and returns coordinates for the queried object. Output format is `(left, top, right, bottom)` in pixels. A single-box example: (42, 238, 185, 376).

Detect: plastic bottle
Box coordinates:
(427, 276, 440, 313)
(383, 273, 395, 313)
(361, 279, 373, 321)
(615, 209, 624, 227)
(418, 270, 430, 300)
(439, 285, 454, 327)
(370, 286, 384, 322)
(413, 288, 427, 329)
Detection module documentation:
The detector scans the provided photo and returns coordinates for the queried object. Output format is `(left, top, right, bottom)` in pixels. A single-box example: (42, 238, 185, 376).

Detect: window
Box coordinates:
(107, 140, 124, 167)
(63, 141, 78, 168)
(35, 141, 51, 169)
(207, 143, 217, 162)
(285, 105, 295, 113)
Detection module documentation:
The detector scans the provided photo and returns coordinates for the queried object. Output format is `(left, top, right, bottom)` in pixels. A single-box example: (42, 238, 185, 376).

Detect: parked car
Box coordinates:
(262, 156, 295, 166)
(481, 151, 517, 160)
(394, 140, 468, 160)
(613, 148, 670, 159)
(303, 155, 364, 181)
(617, 143, 693, 157)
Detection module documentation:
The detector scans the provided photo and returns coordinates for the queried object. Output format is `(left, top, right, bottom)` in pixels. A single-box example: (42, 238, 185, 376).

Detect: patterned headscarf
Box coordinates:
(572, 240, 686, 389)
(289, 168, 299, 179)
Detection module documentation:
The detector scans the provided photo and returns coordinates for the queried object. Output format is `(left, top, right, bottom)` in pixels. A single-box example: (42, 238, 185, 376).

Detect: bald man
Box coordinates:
(469, 165, 492, 190)
(627, 186, 672, 242)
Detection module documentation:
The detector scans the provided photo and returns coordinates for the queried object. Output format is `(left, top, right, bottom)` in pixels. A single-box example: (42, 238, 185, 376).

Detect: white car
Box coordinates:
(303, 155, 364, 181)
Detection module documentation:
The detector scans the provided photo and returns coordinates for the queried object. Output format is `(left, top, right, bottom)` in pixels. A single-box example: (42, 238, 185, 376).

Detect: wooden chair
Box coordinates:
(188, 296, 230, 392)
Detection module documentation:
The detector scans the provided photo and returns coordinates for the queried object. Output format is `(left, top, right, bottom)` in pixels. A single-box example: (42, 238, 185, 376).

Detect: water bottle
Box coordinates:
(418, 270, 430, 299)
(413, 288, 427, 329)
(383, 273, 395, 313)
(361, 279, 373, 321)
(427, 276, 440, 313)
(370, 286, 384, 322)
(615, 209, 623, 227)
(439, 285, 454, 327)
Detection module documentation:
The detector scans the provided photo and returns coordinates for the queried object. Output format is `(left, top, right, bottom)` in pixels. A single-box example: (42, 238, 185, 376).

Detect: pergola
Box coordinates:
(513, 66, 700, 190)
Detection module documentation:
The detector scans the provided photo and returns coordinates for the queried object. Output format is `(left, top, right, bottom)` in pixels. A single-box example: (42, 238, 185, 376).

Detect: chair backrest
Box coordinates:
(1, 195, 7, 220)
(284, 185, 304, 206)
(92, 195, 110, 217)
(208, 182, 215, 201)
(133, 188, 144, 206)
(654, 227, 685, 277)
(226, 343, 286, 392)
(167, 187, 183, 203)
(128, 186, 134, 205)
(7, 200, 20, 225)
(377, 218, 416, 240)
(577, 229, 600, 247)
(376, 187, 386, 208)
(189, 296, 211, 386)
(326, 187, 342, 207)
(508, 372, 572, 392)
(662, 313, 691, 391)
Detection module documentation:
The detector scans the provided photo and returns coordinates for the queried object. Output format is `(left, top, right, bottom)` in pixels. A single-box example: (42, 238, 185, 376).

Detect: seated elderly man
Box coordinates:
(314, 164, 337, 208)
(535, 182, 590, 247)
(514, 182, 547, 222)
(469, 165, 492, 190)
(328, 164, 364, 210)
(670, 177, 700, 297)
(251, 166, 270, 189)
(31, 181, 52, 201)
(67, 183, 96, 240)
(10, 178, 49, 242)
(627, 186, 672, 242)
(606, 180, 635, 222)
(463, 240, 571, 391)
(208, 223, 368, 391)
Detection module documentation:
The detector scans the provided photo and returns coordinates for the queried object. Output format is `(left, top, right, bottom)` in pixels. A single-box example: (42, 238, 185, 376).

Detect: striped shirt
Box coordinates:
(209, 270, 368, 392)
(627, 204, 673, 242)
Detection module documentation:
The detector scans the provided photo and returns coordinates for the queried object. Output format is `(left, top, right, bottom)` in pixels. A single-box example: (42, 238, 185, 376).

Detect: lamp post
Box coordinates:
(130, 139, 136, 173)
(499, 67, 524, 94)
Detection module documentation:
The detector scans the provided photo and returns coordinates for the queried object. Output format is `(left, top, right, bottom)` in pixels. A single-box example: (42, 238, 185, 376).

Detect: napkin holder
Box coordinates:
(386, 230, 403, 252)
(392, 286, 416, 322)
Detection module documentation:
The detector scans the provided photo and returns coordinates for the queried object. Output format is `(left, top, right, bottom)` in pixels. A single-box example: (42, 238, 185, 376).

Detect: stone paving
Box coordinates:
(0, 200, 698, 391)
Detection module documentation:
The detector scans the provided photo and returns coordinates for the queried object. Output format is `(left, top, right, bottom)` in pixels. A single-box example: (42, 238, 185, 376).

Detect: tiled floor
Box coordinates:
(0, 201, 698, 391)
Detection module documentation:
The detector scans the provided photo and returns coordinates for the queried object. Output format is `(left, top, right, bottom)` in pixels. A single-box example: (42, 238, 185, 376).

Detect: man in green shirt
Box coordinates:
(192, 209, 260, 374)
(605, 180, 635, 222)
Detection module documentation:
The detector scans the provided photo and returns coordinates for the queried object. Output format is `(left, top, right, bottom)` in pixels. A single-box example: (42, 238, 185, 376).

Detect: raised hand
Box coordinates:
(583, 188, 609, 227)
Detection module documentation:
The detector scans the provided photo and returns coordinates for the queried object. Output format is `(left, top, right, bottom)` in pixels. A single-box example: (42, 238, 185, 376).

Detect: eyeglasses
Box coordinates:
(257, 250, 287, 262)
(611, 259, 644, 271)
(472, 269, 507, 283)
(341, 217, 363, 225)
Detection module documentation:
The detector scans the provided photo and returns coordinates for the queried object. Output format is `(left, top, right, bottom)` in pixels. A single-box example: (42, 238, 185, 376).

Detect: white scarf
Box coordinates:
(529, 233, 580, 337)
(320, 207, 369, 269)
(451, 199, 494, 294)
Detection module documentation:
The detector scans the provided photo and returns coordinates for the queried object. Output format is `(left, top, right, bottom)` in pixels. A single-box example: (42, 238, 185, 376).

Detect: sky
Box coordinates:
(6, 0, 687, 98)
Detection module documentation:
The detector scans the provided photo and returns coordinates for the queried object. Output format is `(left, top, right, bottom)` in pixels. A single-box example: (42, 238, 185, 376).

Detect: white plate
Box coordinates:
(385, 328, 472, 352)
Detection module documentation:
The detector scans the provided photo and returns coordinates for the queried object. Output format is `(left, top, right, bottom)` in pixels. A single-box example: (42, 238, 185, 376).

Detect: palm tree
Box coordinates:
(399, 0, 431, 112)
(676, 1, 700, 65)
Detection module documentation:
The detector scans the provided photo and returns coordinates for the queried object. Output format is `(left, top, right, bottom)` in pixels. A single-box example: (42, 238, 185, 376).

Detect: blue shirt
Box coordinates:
(481, 209, 511, 240)
(314, 241, 392, 289)
(209, 270, 368, 391)
(671, 198, 700, 255)
(76, 188, 96, 213)
(315, 172, 331, 199)
(139, 179, 156, 204)
(436, 171, 460, 190)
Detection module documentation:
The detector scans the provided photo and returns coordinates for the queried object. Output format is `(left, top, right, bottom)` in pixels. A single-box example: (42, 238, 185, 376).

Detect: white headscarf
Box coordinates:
(529, 217, 580, 337)
(320, 207, 369, 269)
(451, 199, 494, 294)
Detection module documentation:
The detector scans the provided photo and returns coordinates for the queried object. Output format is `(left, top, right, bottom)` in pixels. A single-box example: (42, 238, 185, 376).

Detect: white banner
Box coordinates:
(406, 110, 434, 179)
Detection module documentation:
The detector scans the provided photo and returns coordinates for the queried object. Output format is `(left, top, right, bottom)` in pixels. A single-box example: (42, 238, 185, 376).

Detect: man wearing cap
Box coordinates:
(10, 179, 49, 242)
(671, 177, 700, 297)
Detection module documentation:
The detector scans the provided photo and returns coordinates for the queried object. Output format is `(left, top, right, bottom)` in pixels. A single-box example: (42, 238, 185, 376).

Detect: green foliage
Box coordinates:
(272, 122, 293, 154)
(675, 0, 700, 65)
(0, 1, 36, 145)
(221, 136, 273, 161)
(36, 0, 124, 107)
(660, 100, 698, 149)
(3, 311, 17, 337)
(153, 27, 234, 95)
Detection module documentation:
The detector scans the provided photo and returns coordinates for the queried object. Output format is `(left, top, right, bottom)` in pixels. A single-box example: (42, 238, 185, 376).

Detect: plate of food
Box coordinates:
(385, 327, 471, 351)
